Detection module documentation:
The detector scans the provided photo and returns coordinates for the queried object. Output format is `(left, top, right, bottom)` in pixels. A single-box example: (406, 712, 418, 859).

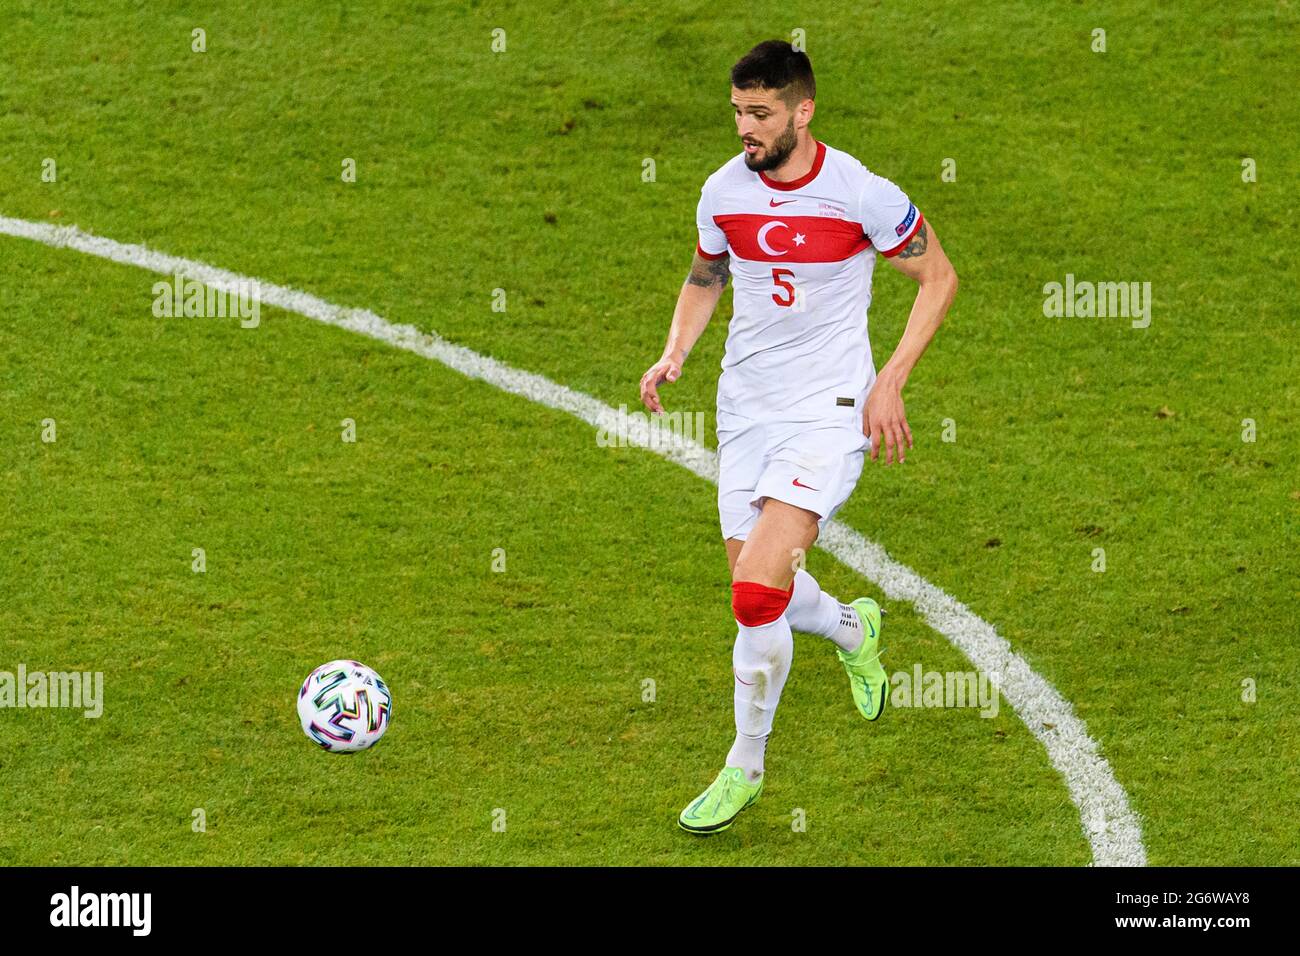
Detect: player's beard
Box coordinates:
(743, 117, 799, 173)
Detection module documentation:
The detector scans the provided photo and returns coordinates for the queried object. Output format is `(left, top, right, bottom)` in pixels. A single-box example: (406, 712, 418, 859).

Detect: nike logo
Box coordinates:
(768, 198, 797, 207)
(734, 670, 754, 686)
(792, 477, 819, 490)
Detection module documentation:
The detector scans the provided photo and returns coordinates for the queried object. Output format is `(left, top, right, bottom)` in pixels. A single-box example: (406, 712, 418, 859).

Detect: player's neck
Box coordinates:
(764, 136, 819, 183)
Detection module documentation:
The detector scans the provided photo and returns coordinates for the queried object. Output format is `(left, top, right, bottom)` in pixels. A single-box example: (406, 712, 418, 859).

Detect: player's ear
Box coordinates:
(797, 97, 815, 130)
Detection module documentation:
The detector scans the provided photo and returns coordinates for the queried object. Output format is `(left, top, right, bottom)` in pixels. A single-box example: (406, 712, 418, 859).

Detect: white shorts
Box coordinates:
(717, 408, 871, 541)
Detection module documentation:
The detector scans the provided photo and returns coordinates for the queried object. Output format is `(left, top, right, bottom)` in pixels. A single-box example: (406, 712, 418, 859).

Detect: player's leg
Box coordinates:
(729, 499, 864, 654)
(730, 496, 818, 589)
(786, 567, 867, 653)
(724, 497, 817, 775)
(731, 517, 868, 655)
(725, 536, 744, 574)
(680, 499, 815, 834)
(754, 423, 889, 722)
(733, 519, 887, 723)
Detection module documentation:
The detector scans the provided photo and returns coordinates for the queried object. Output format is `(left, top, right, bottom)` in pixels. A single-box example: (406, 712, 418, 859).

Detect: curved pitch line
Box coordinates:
(0, 215, 1146, 866)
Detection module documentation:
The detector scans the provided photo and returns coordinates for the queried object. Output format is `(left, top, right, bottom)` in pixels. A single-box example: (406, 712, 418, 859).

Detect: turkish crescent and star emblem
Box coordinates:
(755, 220, 807, 256)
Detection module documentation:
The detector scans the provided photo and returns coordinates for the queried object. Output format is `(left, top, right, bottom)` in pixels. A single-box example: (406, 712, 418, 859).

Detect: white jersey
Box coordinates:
(696, 140, 923, 422)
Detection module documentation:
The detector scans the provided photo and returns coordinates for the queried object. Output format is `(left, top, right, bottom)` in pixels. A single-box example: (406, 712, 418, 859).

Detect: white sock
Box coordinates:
(726, 614, 793, 782)
(726, 732, 768, 783)
(786, 569, 864, 654)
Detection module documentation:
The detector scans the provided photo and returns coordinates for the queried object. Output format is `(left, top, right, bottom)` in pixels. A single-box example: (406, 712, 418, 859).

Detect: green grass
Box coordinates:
(0, 0, 1296, 865)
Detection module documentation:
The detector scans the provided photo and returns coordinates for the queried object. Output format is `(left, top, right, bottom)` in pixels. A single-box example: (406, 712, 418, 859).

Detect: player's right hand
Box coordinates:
(639, 357, 682, 415)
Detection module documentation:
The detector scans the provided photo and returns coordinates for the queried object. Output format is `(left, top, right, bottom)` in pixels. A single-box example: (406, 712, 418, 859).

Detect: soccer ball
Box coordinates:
(297, 660, 393, 752)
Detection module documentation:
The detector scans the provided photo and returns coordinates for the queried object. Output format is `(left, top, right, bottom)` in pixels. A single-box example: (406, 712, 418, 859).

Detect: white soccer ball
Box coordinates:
(297, 660, 393, 752)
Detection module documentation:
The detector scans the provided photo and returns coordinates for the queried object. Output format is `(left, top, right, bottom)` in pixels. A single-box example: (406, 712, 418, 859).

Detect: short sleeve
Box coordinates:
(859, 172, 923, 258)
(695, 181, 728, 259)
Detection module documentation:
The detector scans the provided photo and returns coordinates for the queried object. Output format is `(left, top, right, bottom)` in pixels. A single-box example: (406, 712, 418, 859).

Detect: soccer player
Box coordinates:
(639, 40, 958, 834)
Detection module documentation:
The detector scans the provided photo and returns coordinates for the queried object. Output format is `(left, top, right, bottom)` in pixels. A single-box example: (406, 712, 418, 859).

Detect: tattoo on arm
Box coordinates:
(686, 252, 730, 289)
(896, 222, 928, 260)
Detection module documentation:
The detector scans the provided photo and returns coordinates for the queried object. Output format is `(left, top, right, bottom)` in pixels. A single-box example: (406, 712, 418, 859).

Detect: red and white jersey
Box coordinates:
(696, 140, 923, 422)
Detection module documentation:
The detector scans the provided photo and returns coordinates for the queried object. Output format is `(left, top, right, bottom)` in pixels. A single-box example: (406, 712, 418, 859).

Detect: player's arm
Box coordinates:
(639, 250, 730, 415)
(865, 219, 958, 464)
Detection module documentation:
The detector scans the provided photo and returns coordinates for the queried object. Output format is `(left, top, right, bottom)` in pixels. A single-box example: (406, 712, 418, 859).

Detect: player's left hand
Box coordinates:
(864, 378, 913, 465)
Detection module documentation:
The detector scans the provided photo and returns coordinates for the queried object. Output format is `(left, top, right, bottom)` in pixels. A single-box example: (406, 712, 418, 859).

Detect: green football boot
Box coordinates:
(836, 598, 889, 721)
(678, 767, 764, 834)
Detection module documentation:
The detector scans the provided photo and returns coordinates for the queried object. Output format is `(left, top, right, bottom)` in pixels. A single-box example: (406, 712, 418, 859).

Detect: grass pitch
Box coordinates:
(0, 1, 1296, 865)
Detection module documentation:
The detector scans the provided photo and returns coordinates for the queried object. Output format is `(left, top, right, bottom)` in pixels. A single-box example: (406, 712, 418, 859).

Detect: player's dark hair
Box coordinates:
(730, 40, 815, 106)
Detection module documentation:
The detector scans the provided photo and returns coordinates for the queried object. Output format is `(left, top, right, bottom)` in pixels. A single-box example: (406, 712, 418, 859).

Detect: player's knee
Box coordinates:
(732, 580, 794, 627)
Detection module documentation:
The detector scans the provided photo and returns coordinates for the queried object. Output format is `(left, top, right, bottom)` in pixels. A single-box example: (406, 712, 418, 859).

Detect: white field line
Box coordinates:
(0, 215, 1146, 866)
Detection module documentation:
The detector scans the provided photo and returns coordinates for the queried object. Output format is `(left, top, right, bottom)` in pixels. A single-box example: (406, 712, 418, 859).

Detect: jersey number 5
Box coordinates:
(770, 268, 797, 308)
